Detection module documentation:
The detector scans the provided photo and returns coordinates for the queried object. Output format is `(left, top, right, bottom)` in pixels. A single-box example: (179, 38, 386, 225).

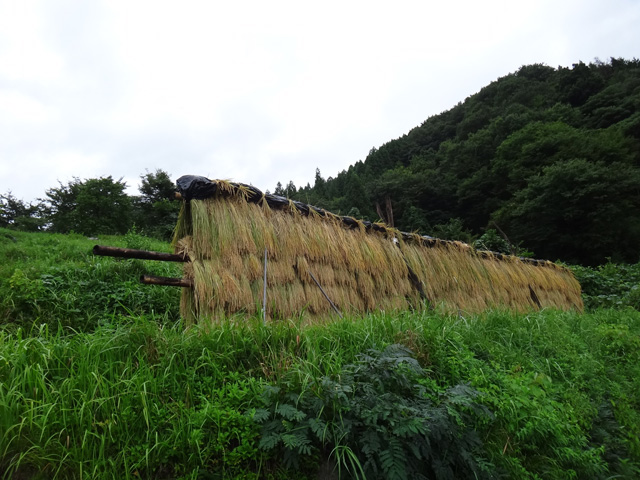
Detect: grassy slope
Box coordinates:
(0, 228, 182, 330)
(0, 229, 639, 479)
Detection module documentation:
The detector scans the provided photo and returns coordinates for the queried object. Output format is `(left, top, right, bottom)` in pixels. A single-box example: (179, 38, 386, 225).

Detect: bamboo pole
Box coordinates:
(140, 275, 193, 288)
(308, 270, 343, 319)
(93, 245, 189, 262)
(263, 248, 268, 325)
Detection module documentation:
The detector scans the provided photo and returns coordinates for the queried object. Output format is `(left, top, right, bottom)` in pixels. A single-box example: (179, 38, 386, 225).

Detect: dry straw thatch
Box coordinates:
(173, 176, 583, 324)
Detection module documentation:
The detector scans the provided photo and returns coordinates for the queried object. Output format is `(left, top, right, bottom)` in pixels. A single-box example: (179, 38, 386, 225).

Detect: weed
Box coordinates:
(255, 344, 494, 479)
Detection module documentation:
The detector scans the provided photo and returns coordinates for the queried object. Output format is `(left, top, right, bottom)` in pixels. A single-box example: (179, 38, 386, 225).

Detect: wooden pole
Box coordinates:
(140, 275, 193, 288)
(308, 270, 343, 319)
(93, 245, 189, 262)
(263, 248, 268, 325)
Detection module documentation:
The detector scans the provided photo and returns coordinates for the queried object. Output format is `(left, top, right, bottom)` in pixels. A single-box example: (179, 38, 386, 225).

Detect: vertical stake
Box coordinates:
(263, 248, 268, 325)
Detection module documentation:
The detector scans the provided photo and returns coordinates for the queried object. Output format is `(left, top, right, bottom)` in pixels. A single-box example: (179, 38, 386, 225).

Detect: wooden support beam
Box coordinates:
(93, 245, 189, 262)
(140, 275, 193, 288)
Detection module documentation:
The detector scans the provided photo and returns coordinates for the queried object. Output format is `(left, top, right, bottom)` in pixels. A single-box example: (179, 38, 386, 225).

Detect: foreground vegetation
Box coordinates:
(0, 228, 181, 331)
(1, 229, 639, 479)
(2, 310, 639, 479)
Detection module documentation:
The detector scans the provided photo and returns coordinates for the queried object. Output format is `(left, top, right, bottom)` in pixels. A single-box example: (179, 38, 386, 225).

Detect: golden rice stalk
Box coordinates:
(180, 286, 197, 326)
(172, 202, 192, 247)
(399, 240, 583, 314)
(215, 179, 237, 195)
(267, 260, 297, 286)
(178, 188, 583, 323)
(302, 283, 326, 314)
(295, 256, 311, 284)
(244, 254, 263, 282)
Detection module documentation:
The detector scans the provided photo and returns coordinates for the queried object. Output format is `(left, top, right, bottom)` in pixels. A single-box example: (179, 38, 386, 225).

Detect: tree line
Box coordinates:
(0, 169, 180, 240)
(275, 58, 640, 266)
(4, 58, 639, 265)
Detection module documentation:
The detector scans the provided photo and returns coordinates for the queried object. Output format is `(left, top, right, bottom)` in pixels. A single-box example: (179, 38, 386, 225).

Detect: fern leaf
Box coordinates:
(309, 417, 328, 441)
(251, 408, 270, 423)
(258, 432, 281, 450)
(379, 437, 408, 480)
(276, 403, 306, 421)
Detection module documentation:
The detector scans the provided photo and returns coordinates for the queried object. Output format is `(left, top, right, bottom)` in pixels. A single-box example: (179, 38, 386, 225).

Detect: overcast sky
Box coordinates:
(1, 0, 639, 203)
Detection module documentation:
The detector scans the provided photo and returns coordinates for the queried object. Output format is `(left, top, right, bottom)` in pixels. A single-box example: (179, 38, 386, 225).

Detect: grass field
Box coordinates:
(1, 228, 639, 479)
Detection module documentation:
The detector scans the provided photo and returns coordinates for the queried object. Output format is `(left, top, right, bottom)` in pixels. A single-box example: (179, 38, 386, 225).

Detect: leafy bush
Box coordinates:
(0, 228, 181, 331)
(571, 261, 640, 310)
(473, 229, 511, 254)
(254, 344, 493, 480)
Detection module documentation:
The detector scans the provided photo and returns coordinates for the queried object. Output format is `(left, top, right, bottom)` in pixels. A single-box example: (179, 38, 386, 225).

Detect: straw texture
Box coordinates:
(173, 179, 584, 323)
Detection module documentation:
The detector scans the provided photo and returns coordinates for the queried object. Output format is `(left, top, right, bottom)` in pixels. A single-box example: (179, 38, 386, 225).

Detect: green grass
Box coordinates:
(0, 228, 181, 331)
(1, 311, 639, 479)
(1, 229, 639, 479)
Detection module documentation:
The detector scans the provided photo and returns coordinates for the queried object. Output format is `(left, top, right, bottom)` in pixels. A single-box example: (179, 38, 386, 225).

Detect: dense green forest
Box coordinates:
(275, 58, 640, 266)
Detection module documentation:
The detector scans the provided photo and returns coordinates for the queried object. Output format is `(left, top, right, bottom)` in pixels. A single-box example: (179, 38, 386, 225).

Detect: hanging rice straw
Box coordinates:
(172, 177, 584, 324)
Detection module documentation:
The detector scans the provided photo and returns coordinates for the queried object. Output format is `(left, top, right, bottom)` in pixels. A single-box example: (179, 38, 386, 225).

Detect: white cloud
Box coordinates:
(0, 0, 639, 201)
(0, 89, 52, 124)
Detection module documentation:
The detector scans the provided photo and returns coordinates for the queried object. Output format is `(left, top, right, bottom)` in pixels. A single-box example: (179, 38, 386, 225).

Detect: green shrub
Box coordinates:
(255, 344, 494, 480)
(0, 228, 181, 331)
(571, 261, 640, 310)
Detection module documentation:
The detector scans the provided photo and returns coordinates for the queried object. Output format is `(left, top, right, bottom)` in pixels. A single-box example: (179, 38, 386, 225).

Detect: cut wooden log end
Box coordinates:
(140, 275, 193, 288)
(93, 245, 189, 262)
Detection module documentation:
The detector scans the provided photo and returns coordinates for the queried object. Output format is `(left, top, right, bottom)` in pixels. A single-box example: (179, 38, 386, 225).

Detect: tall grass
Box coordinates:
(1, 309, 639, 478)
(0, 318, 264, 479)
(1, 229, 639, 478)
(0, 228, 181, 331)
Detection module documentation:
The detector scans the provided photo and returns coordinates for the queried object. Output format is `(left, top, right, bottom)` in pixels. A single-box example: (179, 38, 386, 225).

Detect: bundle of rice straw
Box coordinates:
(173, 176, 583, 324)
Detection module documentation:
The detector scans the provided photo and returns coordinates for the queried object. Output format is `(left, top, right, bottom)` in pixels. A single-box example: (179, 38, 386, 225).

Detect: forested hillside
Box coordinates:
(3, 59, 639, 266)
(280, 58, 640, 266)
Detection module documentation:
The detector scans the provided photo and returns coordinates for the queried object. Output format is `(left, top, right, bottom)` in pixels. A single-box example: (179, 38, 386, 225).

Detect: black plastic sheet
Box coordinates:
(176, 175, 218, 200)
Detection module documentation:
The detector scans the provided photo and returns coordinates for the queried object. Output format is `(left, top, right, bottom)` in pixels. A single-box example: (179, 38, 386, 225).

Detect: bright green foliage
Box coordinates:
(431, 217, 476, 243)
(449, 309, 639, 478)
(2, 309, 639, 479)
(255, 344, 493, 479)
(45, 176, 133, 235)
(0, 321, 265, 479)
(473, 229, 512, 254)
(571, 261, 640, 310)
(0, 228, 181, 330)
